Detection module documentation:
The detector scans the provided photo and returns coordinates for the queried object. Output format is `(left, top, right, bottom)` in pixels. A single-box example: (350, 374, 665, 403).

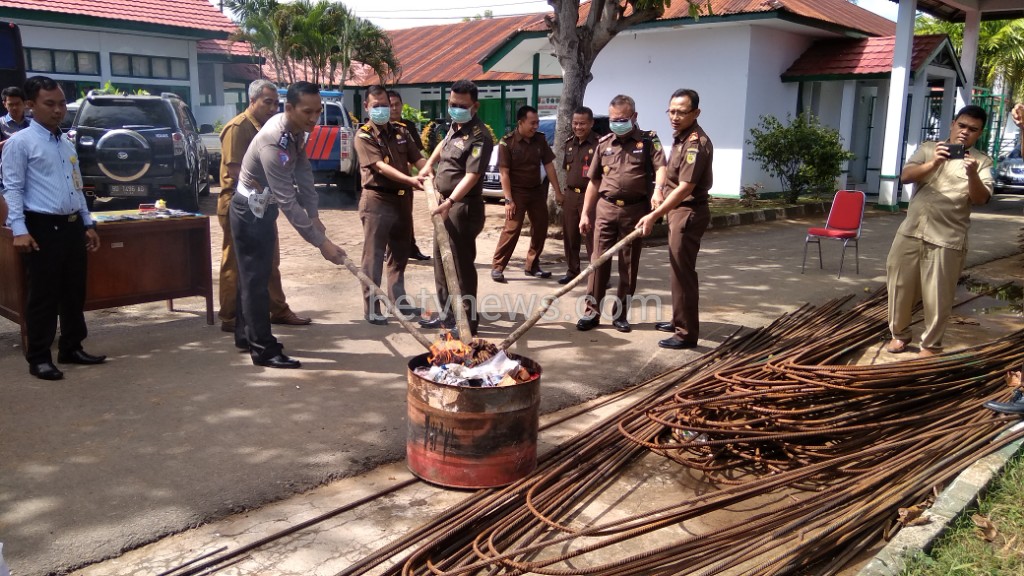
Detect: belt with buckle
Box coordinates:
(25, 211, 79, 223)
(599, 194, 646, 207)
(571, 187, 582, 194)
(236, 181, 276, 204)
(365, 185, 408, 196)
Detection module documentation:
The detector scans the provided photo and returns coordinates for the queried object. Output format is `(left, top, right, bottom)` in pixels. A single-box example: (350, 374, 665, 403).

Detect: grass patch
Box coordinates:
(901, 451, 1024, 575)
(707, 196, 827, 218)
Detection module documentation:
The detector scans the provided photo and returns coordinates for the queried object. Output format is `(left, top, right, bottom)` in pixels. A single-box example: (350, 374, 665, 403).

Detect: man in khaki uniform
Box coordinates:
(218, 79, 310, 332)
(418, 80, 494, 336)
(355, 85, 426, 324)
(637, 89, 713, 350)
(491, 105, 562, 282)
(577, 94, 665, 333)
(231, 82, 346, 369)
(559, 106, 599, 284)
(885, 105, 994, 358)
(387, 89, 430, 262)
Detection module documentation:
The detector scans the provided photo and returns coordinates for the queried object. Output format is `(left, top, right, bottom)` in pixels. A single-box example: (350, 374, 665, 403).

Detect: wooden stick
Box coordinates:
(498, 228, 644, 351)
(332, 246, 434, 351)
(422, 177, 473, 339)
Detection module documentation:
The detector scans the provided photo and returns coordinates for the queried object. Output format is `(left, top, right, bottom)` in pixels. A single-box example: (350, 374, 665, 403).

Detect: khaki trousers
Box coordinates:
(885, 233, 966, 353)
(217, 191, 291, 324)
(492, 189, 548, 273)
(560, 187, 593, 276)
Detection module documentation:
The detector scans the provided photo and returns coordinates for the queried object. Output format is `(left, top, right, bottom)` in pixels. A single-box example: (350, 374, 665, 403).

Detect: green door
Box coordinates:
(477, 99, 506, 137)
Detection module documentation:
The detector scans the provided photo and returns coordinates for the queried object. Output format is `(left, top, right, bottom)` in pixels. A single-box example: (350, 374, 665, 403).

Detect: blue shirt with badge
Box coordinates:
(2, 119, 92, 236)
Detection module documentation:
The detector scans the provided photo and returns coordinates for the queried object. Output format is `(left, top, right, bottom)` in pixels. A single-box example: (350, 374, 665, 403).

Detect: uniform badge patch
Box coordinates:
(277, 133, 290, 149)
(471, 143, 483, 158)
(689, 132, 699, 142)
(358, 132, 373, 140)
(635, 142, 643, 149)
(279, 151, 290, 165)
(685, 149, 697, 164)
(604, 165, 610, 174)
(654, 140, 662, 152)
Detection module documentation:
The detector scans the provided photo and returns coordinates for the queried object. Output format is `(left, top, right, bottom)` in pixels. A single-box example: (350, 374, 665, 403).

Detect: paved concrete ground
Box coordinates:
(1, 191, 1021, 575)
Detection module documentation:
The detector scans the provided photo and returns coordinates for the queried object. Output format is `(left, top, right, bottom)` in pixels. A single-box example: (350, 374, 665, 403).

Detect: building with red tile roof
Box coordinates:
(782, 35, 955, 82)
(0, 0, 257, 126)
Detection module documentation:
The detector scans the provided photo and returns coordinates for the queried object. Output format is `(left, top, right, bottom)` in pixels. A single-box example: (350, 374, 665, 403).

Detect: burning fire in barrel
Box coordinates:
(406, 334, 541, 489)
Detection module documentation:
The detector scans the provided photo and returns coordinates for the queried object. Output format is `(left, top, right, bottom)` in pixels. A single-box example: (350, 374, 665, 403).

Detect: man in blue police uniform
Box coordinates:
(3, 76, 104, 381)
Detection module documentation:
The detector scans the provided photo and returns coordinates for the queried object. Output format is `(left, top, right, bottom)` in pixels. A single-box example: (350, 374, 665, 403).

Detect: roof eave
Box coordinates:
(781, 72, 891, 83)
(0, 7, 231, 39)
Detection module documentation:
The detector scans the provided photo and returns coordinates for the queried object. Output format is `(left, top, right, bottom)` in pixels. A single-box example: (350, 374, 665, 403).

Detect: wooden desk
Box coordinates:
(0, 215, 214, 350)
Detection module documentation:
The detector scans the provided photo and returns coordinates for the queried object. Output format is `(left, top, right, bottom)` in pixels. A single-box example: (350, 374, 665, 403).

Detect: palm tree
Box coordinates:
(226, 0, 400, 89)
(915, 16, 1024, 102)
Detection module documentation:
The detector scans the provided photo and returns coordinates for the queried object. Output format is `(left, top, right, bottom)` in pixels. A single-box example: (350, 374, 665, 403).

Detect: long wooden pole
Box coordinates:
(498, 228, 644, 351)
(333, 246, 434, 351)
(422, 177, 473, 339)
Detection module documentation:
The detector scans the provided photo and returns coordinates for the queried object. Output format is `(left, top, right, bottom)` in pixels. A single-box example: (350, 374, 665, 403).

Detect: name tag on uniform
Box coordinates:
(72, 170, 83, 191)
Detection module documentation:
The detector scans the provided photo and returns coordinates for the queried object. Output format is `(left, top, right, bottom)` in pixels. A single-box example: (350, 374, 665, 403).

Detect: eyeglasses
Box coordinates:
(666, 109, 695, 118)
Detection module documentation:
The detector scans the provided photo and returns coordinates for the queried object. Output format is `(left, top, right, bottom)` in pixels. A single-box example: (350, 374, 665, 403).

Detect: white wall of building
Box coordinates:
(741, 25, 815, 197)
(587, 23, 812, 198)
(13, 20, 229, 124)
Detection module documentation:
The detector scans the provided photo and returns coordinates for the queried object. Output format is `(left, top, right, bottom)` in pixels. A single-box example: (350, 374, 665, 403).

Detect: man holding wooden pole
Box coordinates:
(418, 80, 494, 336)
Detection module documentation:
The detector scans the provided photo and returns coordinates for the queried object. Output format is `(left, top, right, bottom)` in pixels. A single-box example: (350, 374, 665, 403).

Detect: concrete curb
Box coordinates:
(857, 422, 1024, 575)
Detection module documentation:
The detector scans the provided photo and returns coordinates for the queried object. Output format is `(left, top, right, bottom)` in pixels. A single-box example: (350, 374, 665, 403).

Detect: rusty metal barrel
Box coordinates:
(406, 352, 541, 489)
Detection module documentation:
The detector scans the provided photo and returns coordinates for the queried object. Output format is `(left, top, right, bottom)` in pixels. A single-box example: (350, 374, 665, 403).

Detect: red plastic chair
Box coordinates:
(801, 190, 866, 279)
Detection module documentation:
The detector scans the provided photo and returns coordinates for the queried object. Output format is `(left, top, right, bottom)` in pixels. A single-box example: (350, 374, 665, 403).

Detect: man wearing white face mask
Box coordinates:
(577, 94, 665, 333)
(417, 80, 493, 335)
(354, 85, 427, 325)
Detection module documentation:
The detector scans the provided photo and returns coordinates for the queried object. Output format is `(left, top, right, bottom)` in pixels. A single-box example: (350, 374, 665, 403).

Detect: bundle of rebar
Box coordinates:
(337, 290, 1024, 576)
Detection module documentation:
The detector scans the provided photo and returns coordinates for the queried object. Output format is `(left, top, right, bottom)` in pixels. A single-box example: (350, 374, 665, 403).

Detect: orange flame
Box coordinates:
(428, 331, 474, 366)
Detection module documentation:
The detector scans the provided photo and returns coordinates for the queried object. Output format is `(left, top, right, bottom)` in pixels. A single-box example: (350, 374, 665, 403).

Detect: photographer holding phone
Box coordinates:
(884, 105, 994, 358)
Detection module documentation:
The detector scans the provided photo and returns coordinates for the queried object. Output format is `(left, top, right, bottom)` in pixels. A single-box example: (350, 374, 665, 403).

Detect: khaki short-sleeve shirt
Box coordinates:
(498, 130, 555, 194)
(665, 122, 713, 203)
(587, 129, 666, 200)
(897, 140, 994, 251)
(563, 131, 599, 191)
(354, 121, 421, 190)
(219, 109, 262, 194)
(434, 115, 494, 198)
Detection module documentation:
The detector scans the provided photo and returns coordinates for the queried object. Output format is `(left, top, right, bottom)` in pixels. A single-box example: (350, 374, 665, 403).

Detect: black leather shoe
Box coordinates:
(57, 349, 107, 365)
(253, 354, 301, 369)
(557, 273, 578, 285)
(655, 322, 674, 333)
(365, 314, 388, 326)
(410, 249, 431, 261)
(613, 320, 631, 333)
(659, 337, 698, 350)
(984, 390, 1024, 415)
(576, 316, 600, 331)
(491, 269, 507, 283)
(525, 268, 552, 279)
(397, 306, 423, 319)
(419, 316, 455, 330)
(29, 362, 64, 380)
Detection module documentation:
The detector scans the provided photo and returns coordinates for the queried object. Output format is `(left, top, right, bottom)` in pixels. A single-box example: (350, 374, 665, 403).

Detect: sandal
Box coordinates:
(884, 339, 908, 354)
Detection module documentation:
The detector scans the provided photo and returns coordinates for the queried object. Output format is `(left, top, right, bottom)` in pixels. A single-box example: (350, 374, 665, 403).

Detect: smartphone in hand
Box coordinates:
(945, 143, 966, 159)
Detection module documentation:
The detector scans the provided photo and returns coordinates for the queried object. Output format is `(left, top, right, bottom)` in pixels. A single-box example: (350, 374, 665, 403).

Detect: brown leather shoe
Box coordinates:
(221, 321, 235, 333)
(270, 311, 312, 325)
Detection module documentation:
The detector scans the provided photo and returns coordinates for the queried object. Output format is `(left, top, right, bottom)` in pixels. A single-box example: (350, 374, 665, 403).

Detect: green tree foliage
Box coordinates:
(746, 113, 855, 203)
(915, 16, 1024, 103)
(225, 0, 399, 88)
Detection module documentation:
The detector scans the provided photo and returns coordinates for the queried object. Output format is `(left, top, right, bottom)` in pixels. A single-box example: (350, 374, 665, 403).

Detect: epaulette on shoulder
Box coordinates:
(360, 123, 373, 132)
(644, 130, 658, 140)
(598, 133, 614, 143)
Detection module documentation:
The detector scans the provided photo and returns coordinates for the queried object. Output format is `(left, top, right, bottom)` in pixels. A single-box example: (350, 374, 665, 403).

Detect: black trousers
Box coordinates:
(433, 197, 485, 334)
(23, 212, 89, 364)
(229, 194, 283, 362)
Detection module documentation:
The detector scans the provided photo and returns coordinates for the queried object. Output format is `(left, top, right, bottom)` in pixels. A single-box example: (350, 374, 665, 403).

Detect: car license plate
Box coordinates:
(109, 184, 149, 196)
(485, 174, 499, 183)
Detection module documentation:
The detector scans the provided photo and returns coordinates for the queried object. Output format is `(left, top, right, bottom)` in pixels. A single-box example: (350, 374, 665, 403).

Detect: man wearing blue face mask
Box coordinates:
(354, 85, 427, 325)
(577, 94, 665, 333)
(417, 80, 494, 335)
